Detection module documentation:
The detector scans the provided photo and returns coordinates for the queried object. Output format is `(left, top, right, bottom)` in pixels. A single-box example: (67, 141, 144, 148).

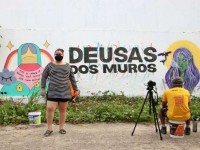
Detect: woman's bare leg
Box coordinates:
(46, 101, 58, 131)
(58, 102, 68, 129)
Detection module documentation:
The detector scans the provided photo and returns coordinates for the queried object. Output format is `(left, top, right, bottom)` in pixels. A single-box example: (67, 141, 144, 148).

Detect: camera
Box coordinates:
(147, 80, 156, 88)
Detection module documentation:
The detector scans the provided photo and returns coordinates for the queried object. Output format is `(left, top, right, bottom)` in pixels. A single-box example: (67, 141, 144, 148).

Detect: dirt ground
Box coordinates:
(0, 123, 199, 150)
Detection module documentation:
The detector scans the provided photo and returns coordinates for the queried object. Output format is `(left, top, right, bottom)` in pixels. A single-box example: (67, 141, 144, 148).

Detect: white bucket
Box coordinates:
(28, 112, 41, 125)
(169, 120, 185, 138)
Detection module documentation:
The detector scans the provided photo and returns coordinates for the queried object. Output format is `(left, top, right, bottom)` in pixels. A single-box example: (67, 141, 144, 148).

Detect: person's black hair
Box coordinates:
(55, 48, 64, 53)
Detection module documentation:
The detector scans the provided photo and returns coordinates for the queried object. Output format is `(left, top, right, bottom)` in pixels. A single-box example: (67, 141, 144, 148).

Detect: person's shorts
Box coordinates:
(47, 98, 71, 102)
(46, 91, 71, 102)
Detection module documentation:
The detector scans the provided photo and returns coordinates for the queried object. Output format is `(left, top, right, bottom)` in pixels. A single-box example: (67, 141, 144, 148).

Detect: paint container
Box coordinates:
(28, 112, 41, 125)
(169, 120, 185, 138)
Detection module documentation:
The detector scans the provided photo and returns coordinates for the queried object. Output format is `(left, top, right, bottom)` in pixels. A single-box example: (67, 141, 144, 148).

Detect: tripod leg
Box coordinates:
(131, 92, 148, 136)
(150, 99, 158, 132)
(149, 98, 152, 115)
(153, 111, 158, 132)
(152, 100, 163, 140)
(149, 94, 157, 132)
(155, 112, 163, 140)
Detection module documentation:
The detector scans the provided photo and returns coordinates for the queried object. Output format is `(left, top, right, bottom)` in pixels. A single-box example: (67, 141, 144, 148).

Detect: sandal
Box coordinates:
(44, 130, 53, 137)
(59, 129, 66, 134)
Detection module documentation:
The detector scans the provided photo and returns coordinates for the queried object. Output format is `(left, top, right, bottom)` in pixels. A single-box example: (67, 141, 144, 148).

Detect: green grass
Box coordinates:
(0, 91, 199, 125)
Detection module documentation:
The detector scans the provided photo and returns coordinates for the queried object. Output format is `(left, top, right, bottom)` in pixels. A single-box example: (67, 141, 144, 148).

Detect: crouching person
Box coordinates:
(159, 76, 191, 135)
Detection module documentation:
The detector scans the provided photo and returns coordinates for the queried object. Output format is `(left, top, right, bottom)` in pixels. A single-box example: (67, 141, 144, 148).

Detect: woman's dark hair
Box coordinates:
(55, 48, 64, 54)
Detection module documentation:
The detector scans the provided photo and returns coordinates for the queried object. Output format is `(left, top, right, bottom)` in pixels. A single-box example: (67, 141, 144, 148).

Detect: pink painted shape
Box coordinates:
(15, 66, 44, 89)
(19, 64, 41, 71)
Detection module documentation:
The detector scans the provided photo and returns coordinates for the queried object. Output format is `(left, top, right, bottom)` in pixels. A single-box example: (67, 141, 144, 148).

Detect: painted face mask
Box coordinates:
(55, 54, 63, 61)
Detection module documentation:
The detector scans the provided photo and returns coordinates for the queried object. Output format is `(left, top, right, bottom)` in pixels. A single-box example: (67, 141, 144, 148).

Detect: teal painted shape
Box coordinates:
(29, 83, 49, 96)
(29, 86, 42, 96)
(1, 81, 30, 96)
(1, 82, 49, 97)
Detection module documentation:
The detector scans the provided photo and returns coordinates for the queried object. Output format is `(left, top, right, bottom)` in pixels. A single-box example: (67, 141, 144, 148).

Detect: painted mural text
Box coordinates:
(69, 47, 157, 74)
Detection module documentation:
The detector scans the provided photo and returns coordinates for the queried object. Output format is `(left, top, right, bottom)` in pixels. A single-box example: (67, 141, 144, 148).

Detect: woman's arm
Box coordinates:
(40, 63, 50, 96)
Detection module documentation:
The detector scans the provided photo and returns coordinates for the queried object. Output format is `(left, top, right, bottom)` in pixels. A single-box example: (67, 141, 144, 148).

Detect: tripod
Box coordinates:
(131, 86, 163, 140)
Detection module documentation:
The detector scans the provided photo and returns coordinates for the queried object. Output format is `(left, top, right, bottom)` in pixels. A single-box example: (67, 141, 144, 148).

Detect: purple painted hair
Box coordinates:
(165, 48, 200, 91)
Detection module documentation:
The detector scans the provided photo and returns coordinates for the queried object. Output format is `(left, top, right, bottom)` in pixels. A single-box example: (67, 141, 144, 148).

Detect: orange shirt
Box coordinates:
(162, 87, 191, 121)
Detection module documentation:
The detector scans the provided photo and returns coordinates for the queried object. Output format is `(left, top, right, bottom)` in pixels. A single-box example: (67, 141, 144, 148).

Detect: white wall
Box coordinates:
(1, 0, 200, 97)
(1, 0, 200, 32)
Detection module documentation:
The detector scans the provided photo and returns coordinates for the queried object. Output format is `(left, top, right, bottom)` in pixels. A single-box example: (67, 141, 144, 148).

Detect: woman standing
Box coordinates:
(41, 48, 79, 137)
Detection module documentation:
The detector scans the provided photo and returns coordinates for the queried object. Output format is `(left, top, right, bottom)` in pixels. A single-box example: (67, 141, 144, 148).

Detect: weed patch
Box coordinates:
(0, 91, 199, 125)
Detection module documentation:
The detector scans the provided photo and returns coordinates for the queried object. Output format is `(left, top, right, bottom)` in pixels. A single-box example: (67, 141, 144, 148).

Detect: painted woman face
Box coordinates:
(178, 53, 187, 73)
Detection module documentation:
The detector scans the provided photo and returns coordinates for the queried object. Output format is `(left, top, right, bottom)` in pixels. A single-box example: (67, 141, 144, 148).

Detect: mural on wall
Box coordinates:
(164, 40, 200, 92)
(0, 43, 53, 96)
(1, 40, 200, 97)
